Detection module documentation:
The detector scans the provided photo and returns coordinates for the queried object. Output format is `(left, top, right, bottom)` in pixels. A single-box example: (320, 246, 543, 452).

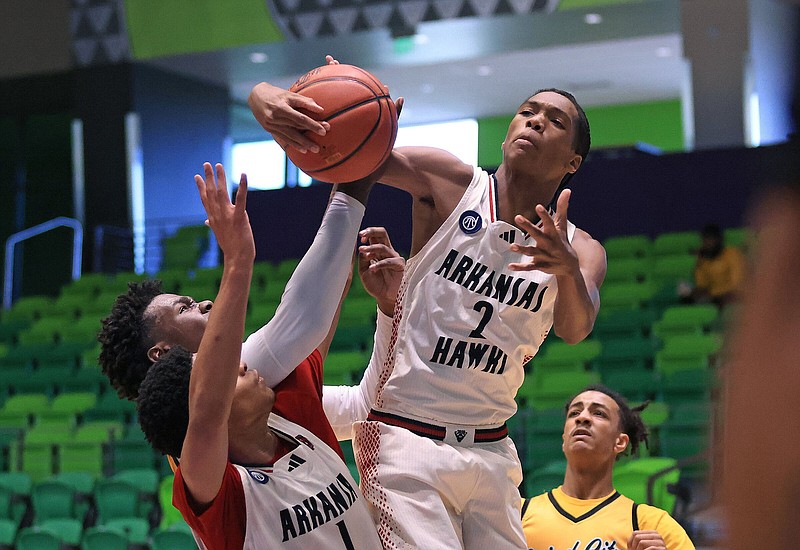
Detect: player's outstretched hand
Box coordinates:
(358, 227, 405, 316)
(508, 189, 579, 276)
(628, 530, 667, 550)
(247, 82, 329, 154)
(194, 162, 255, 265)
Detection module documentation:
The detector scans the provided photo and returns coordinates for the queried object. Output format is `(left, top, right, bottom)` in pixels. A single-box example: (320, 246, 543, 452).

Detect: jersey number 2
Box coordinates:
(469, 300, 494, 338)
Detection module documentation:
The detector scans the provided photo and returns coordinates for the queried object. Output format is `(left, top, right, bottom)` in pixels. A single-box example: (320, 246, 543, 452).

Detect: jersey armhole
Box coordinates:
(632, 502, 640, 531)
(521, 497, 532, 519)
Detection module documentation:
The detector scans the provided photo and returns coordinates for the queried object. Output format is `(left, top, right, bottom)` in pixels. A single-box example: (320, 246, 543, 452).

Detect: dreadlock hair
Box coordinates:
(565, 384, 649, 459)
(137, 346, 192, 458)
(97, 280, 164, 400)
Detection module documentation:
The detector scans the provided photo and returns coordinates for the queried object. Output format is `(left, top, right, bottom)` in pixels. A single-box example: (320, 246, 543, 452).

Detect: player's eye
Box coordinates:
(552, 119, 564, 128)
(179, 305, 188, 313)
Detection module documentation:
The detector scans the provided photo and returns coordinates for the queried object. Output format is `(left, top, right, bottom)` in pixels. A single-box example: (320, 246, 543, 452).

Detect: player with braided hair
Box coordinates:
(98, 280, 205, 400)
(520, 385, 695, 550)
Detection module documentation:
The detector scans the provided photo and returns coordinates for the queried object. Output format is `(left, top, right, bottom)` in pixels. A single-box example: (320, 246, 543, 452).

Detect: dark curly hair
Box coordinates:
(565, 384, 649, 459)
(98, 280, 163, 400)
(137, 346, 192, 458)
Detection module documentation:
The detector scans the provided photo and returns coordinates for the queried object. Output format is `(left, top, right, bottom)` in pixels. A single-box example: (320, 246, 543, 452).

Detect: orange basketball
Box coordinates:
(287, 64, 398, 184)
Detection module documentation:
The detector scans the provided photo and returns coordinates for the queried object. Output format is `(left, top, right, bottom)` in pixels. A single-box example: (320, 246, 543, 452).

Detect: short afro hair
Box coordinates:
(565, 384, 649, 459)
(98, 280, 163, 400)
(137, 346, 192, 458)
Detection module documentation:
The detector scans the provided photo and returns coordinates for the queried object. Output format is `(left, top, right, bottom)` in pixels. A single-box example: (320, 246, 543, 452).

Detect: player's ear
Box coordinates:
(614, 433, 630, 455)
(567, 153, 582, 174)
(147, 343, 170, 364)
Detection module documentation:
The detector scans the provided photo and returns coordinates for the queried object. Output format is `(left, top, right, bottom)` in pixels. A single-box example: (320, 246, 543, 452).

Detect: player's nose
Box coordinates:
(199, 300, 213, 313)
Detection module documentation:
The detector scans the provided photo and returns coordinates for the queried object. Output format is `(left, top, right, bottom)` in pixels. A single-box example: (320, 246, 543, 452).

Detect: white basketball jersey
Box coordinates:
(374, 166, 575, 426)
(235, 414, 381, 549)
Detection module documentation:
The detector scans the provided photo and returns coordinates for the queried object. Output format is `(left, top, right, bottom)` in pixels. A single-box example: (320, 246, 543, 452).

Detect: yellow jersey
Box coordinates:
(521, 486, 695, 550)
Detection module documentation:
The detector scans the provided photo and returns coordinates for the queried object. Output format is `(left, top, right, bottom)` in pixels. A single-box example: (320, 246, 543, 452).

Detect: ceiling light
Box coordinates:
(656, 47, 672, 58)
(249, 52, 269, 64)
(584, 13, 602, 25)
(413, 34, 429, 45)
(477, 65, 493, 77)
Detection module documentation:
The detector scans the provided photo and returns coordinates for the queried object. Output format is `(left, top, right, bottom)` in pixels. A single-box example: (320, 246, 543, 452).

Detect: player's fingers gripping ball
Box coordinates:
(287, 64, 399, 184)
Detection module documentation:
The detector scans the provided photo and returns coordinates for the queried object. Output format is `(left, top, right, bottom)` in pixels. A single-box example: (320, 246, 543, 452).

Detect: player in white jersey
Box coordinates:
(250, 73, 607, 548)
(135, 163, 382, 549)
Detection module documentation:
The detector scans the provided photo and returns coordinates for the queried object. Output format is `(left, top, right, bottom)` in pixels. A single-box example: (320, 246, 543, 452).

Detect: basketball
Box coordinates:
(287, 63, 398, 184)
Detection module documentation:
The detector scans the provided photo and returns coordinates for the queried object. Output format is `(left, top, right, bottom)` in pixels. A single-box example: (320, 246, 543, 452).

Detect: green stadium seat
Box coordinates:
(59, 272, 113, 299)
(591, 308, 659, 340)
(152, 526, 197, 550)
(94, 478, 144, 523)
(190, 266, 224, 289)
(603, 370, 660, 403)
(598, 281, 657, 314)
(80, 525, 129, 550)
(31, 478, 79, 522)
(604, 257, 654, 284)
(0, 518, 17, 548)
(524, 370, 601, 411)
(533, 340, 602, 371)
(613, 457, 680, 512)
(59, 441, 105, 478)
(37, 518, 83, 546)
(16, 319, 62, 347)
(661, 369, 717, 404)
(724, 227, 752, 249)
(51, 294, 89, 320)
(639, 401, 670, 430)
(524, 459, 567, 497)
(652, 231, 701, 257)
(58, 317, 102, 347)
(161, 225, 210, 271)
(654, 333, 722, 376)
(0, 472, 32, 525)
(338, 297, 377, 327)
(49, 392, 97, 416)
(14, 526, 62, 550)
(105, 517, 151, 545)
(330, 324, 375, 352)
(602, 235, 652, 260)
(276, 258, 301, 279)
(152, 269, 186, 294)
(3, 296, 54, 325)
(652, 304, 719, 339)
(651, 255, 697, 287)
(592, 336, 656, 375)
(158, 475, 185, 530)
(324, 350, 370, 385)
(175, 282, 216, 303)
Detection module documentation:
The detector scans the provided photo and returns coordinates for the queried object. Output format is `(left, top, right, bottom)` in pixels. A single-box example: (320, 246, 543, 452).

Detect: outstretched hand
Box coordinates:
(508, 189, 579, 276)
(358, 227, 405, 316)
(194, 162, 255, 265)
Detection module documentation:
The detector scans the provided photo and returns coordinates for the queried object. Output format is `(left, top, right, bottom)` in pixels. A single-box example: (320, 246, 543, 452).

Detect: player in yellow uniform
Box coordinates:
(521, 385, 695, 550)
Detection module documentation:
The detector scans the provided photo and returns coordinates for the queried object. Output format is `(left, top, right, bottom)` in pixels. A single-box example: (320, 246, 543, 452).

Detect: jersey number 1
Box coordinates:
(336, 520, 355, 550)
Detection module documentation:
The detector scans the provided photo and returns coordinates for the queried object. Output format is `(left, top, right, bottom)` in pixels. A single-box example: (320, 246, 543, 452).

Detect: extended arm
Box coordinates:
(240, 190, 366, 387)
(180, 164, 255, 507)
(508, 190, 606, 343)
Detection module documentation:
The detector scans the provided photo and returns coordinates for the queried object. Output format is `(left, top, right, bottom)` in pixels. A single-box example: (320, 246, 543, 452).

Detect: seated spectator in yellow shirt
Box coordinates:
(688, 223, 746, 307)
(521, 385, 695, 550)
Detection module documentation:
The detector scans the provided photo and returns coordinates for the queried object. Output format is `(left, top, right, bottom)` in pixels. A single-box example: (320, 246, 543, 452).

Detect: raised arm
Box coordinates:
(180, 164, 254, 506)
(240, 186, 368, 387)
(508, 189, 606, 343)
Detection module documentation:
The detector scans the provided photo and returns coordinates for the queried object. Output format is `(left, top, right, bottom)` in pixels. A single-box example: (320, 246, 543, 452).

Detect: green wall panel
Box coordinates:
(477, 98, 684, 168)
(125, 0, 284, 59)
(477, 114, 512, 168)
(584, 99, 684, 152)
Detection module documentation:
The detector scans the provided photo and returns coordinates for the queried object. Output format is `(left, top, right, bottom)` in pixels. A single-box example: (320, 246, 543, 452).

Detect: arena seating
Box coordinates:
(0, 228, 746, 547)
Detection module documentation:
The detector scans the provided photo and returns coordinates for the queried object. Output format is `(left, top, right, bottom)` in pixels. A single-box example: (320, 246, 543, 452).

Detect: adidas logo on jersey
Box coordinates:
(287, 454, 306, 472)
(499, 229, 517, 244)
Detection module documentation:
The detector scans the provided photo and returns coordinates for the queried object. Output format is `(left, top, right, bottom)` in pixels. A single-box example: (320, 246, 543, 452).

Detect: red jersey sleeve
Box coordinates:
(172, 463, 246, 550)
(271, 350, 344, 461)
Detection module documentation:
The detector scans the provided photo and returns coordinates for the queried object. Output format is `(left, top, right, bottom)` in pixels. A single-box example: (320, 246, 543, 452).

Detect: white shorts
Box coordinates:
(353, 419, 527, 550)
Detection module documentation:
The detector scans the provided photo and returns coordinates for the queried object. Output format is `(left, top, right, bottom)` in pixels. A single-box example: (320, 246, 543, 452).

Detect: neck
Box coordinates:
(228, 424, 281, 466)
(494, 164, 559, 225)
(561, 458, 616, 500)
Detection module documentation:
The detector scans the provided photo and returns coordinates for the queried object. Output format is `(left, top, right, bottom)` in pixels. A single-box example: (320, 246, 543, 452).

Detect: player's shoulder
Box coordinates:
(635, 502, 679, 528)
(521, 492, 552, 516)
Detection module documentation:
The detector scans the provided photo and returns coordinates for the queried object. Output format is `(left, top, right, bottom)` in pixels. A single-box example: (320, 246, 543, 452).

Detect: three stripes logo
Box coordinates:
(287, 454, 306, 472)
(499, 229, 516, 244)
